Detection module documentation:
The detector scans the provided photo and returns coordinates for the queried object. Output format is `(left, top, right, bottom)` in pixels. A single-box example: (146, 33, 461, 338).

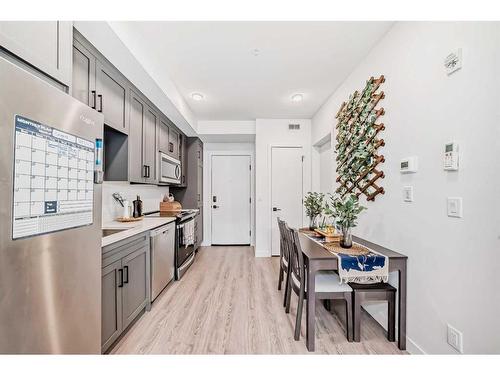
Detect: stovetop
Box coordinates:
(144, 209, 198, 222)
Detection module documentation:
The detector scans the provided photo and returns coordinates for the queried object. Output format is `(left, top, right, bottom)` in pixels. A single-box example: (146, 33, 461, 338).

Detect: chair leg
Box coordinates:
(294, 288, 305, 341)
(278, 264, 283, 291)
(285, 271, 292, 314)
(344, 292, 354, 342)
(387, 291, 396, 342)
(283, 268, 291, 308)
(353, 292, 362, 342)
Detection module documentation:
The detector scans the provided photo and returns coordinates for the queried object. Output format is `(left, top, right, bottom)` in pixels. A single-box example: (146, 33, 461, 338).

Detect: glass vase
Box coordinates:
(340, 226, 353, 248)
(309, 216, 318, 230)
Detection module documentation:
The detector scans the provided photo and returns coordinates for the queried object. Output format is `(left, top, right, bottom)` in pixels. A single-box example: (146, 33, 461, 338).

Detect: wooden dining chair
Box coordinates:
(285, 226, 353, 342)
(349, 282, 396, 342)
(277, 217, 291, 307)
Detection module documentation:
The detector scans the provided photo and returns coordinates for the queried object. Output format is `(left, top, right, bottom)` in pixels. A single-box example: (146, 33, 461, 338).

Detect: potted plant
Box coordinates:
(328, 193, 366, 248)
(303, 192, 324, 230)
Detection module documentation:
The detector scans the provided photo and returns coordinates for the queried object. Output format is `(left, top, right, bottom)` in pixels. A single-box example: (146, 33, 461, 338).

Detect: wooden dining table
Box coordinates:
(298, 232, 408, 352)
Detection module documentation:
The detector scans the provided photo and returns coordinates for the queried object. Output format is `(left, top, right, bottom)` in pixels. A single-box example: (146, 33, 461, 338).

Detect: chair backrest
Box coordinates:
(288, 227, 305, 286)
(276, 217, 290, 263)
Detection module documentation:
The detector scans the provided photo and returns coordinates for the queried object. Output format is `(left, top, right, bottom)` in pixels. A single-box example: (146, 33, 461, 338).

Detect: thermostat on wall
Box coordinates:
(444, 141, 459, 171)
(400, 156, 418, 173)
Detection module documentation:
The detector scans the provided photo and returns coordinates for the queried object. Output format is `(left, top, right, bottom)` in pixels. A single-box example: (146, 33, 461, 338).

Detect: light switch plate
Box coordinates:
(403, 186, 413, 202)
(447, 324, 463, 353)
(447, 197, 463, 218)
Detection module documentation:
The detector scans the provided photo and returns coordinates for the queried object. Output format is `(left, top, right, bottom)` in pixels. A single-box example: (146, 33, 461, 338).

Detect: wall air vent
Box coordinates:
(288, 123, 300, 130)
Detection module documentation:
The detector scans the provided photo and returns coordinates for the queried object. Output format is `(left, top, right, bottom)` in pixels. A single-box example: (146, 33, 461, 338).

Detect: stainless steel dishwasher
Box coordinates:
(150, 222, 175, 302)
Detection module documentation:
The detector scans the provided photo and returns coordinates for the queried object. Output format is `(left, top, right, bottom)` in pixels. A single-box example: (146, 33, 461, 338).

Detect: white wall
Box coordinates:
(255, 119, 312, 257)
(102, 181, 169, 224)
(73, 21, 197, 136)
(312, 22, 500, 354)
(197, 120, 256, 143)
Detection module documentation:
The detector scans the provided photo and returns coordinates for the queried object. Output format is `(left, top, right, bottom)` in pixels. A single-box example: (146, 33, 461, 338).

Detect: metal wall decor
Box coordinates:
(334, 75, 386, 201)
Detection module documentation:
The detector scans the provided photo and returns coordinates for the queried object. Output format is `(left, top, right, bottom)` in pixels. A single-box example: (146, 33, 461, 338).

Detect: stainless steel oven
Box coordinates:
(159, 152, 181, 184)
(175, 212, 197, 280)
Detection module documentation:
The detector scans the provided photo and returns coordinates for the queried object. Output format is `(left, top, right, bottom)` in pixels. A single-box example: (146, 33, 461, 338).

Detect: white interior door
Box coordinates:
(271, 147, 304, 256)
(211, 155, 251, 245)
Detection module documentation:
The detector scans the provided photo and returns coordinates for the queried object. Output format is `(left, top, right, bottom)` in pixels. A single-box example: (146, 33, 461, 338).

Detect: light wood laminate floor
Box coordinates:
(111, 246, 405, 354)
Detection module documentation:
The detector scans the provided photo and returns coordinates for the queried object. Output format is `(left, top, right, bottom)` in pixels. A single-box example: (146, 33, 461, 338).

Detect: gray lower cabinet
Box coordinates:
(129, 90, 158, 184)
(0, 21, 72, 86)
(101, 232, 151, 353)
(101, 259, 123, 352)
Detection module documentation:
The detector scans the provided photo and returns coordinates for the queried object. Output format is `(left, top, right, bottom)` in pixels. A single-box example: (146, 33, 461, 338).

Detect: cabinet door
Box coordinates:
(101, 259, 123, 353)
(0, 21, 72, 85)
(96, 60, 128, 134)
(179, 134, 187, 186)
(168, 127, 180, 159)
(129, 91, 146, 183)
(121, 246, 149, 329)
(158, 118, 170, 155)
(143, 106, 158, 184)
(72, 40, 96, 108)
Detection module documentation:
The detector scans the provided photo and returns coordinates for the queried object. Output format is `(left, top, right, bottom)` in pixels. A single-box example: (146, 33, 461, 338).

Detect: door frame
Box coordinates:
(269, 145, 305, 256)
(204, 150, 255, 246)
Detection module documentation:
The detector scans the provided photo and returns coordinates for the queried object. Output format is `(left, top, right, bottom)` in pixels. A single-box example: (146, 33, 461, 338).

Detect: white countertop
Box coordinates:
(102, 217, 176, 247)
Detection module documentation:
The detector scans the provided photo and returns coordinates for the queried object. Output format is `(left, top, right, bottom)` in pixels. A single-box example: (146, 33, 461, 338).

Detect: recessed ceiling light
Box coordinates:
(191, 93, 204, 101)
(291, 94, 303, 102)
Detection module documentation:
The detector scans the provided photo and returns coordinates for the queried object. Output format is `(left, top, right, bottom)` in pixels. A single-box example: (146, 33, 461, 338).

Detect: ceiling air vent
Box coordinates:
(288, 123, 300, 130)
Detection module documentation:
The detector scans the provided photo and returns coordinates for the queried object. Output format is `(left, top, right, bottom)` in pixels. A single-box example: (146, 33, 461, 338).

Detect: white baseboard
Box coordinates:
(363, 304, 426, 355)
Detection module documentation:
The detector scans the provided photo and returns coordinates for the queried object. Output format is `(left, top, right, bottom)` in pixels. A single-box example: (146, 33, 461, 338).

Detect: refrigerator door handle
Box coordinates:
(97, 94, 103, 113)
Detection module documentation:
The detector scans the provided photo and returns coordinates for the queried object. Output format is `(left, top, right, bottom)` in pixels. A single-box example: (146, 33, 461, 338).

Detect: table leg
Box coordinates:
(398, 262, 407, 350)
(306, 260, 317, 352)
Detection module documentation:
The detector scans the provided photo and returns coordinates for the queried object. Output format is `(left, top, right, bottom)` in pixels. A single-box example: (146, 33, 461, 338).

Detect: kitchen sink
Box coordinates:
(102, 229, 127, 237)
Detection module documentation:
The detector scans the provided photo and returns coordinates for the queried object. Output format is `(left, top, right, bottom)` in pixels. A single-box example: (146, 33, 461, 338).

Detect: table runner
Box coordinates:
(302, 231, 389, 284)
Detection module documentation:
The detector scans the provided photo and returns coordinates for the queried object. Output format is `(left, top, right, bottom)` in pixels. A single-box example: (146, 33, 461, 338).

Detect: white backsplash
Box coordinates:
(102, 181, 169, 223)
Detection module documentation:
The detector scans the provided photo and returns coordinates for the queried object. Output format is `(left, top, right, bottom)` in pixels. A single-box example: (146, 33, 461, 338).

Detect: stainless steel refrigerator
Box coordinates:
(0, 57, 104, 353)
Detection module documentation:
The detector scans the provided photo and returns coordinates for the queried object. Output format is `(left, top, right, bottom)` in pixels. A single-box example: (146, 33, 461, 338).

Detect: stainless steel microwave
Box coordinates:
(159, 152, 181, 184)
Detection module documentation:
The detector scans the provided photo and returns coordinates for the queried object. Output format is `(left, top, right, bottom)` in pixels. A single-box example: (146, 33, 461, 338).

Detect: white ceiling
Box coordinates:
(110, 22, 393, 121)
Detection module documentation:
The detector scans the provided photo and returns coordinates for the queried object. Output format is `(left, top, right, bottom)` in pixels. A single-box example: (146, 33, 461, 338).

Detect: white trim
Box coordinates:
(203, 149, 255, 247)
(268, 144, 305, 257)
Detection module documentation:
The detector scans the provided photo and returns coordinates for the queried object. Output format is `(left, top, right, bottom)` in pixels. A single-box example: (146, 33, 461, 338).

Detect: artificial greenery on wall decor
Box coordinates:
(334, 75, 386, 201)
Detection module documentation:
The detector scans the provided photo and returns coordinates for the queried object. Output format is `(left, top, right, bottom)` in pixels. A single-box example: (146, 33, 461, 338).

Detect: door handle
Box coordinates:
(97, 94, 103, 113)
(91, 90, 96, 109)
(175, 165, 180, 178)
(273, 207, 281, 212)
(143, 165, 148, 178)
(118, 268, 123, 288)
(123, 266, 129, 284)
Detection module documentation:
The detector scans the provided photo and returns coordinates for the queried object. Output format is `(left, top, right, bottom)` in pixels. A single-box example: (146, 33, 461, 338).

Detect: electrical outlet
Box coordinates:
(447, 324, 463, 353)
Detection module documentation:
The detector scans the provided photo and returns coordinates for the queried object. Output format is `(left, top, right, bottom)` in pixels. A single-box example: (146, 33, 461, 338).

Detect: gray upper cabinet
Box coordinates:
(128, 90, 158, 184)
(158, 118, 170, 155)
(0, 21, 72, 86)
(101, 259, 123, 353)
(96, 60, 129, 134)
(72, 40, 96, 108)
(129, 91, 146, 183)
(143, 107, 158, 184)
(169, 126, 180, 159)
